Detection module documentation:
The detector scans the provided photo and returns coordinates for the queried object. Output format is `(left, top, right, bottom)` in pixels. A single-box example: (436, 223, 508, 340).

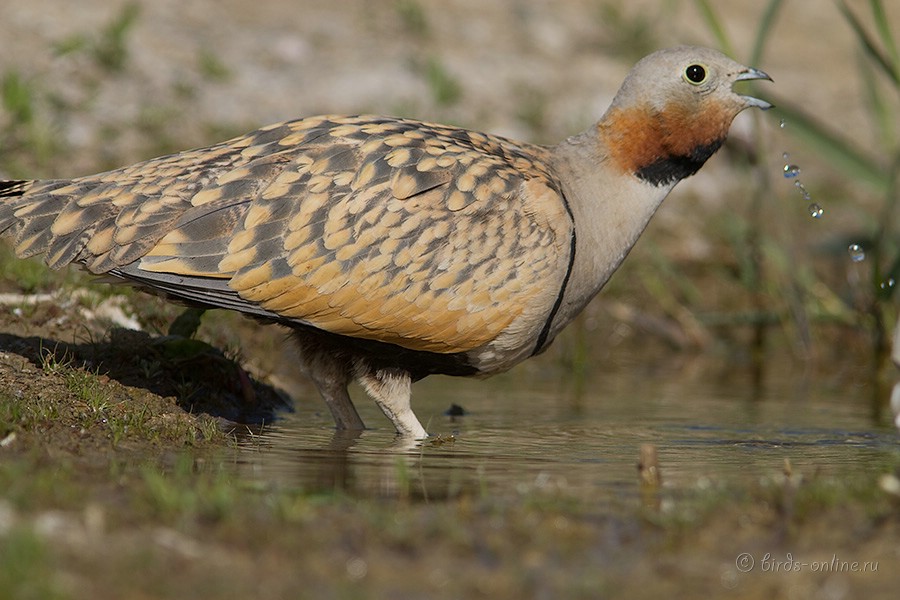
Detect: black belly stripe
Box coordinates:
(532, 193, 577, 356)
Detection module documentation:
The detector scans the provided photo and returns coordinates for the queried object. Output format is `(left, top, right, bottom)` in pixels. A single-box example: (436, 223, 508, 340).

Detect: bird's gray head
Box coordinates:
(600, 46, 772, 186)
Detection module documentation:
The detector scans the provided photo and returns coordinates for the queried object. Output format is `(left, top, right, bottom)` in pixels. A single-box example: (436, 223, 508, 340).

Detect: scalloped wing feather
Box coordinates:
(1, 116, 573, 354)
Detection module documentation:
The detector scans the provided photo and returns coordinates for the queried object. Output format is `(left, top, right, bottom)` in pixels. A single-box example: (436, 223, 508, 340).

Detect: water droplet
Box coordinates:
(779, 118, 786, 129)
(848, 243, 865, 262)
(794, 181, 811, 201)
(808, 203, 824, 218)
(783, 164, 801, 178)
(880, 278, 896, 290)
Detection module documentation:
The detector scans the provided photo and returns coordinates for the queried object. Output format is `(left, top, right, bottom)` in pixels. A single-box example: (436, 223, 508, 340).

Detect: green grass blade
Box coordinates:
(692, 0, 734, 56)
(874, 154, 900, 300)
(879, 253, 900, 300)
(869, 0, 899, 68)
(1, 71, 35, 125)
(836, 0, 899, 85)
(859, 55, 896, 148)
(770, 96, 889, 192)
(750, 0, 786, 66)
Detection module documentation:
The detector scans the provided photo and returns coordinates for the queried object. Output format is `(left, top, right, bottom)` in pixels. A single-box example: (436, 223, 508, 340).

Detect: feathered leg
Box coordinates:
(356, 365, 426, 439)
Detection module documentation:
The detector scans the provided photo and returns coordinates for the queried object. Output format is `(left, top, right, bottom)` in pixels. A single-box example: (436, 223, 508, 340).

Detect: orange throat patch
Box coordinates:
(600, 101, 733, 186)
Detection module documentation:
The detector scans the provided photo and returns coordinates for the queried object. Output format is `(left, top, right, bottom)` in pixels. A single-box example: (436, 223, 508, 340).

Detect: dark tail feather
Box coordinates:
(0, 180, 41, 244)
(0, 180, 34, 197)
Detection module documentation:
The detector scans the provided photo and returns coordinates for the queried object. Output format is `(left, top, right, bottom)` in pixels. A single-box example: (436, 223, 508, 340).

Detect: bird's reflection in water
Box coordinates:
(229, 422, 477, 500)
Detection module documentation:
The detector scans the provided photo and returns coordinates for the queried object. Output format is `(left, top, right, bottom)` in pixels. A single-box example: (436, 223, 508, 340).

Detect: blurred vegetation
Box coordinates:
(423, 57, 463, 106)
(595, 0, 670, 62)
(687, 0, 898, 375)
(53, 2, 141, 73)
(395, 0, 429, 38)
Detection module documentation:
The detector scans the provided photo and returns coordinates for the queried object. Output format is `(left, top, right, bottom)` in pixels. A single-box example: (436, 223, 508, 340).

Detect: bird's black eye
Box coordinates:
(684, 64, 707, 85)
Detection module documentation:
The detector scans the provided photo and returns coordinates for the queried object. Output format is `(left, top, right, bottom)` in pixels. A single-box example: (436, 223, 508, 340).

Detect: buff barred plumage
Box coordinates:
(2, 116, 570, 354)
(0, 46, 771, 439)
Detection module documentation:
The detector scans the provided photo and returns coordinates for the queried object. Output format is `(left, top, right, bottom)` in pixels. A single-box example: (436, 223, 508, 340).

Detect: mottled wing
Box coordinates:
(2, 116, 574, 354)
(1, 132, 266, 271)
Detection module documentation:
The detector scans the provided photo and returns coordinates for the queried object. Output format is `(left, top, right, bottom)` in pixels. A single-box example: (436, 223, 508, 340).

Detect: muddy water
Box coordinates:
(228, 353, 899, 504)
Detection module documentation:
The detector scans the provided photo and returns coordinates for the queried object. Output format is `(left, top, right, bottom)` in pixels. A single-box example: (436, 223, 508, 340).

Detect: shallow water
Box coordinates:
(229, 352, 900, 504)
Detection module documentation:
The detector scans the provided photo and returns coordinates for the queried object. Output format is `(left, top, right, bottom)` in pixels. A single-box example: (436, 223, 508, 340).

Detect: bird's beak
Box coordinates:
(734, 67, 773, 110)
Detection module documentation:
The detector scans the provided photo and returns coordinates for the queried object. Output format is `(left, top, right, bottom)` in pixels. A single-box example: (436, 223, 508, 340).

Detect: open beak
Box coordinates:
(735, 67, 773, 110)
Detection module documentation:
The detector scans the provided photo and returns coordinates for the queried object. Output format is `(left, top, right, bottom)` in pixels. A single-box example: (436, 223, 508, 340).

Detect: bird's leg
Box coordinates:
(314, 373, 365, 431)
(355, 366, 426, 439)
(298, 346, 365, 430)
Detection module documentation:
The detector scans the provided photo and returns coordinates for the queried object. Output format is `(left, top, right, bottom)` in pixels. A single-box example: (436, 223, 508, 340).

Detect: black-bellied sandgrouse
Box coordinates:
(0, 46, 771, 438)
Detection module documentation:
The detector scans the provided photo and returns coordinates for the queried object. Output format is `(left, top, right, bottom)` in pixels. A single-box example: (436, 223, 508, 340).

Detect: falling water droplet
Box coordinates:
(779, 118, 786, 129)
(808, 203, 824, 218)
(848, 243, 865, 262)
(794, 181, 811, 201)
(783, 164, 801, 178)
(880, 278, 896, 291)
